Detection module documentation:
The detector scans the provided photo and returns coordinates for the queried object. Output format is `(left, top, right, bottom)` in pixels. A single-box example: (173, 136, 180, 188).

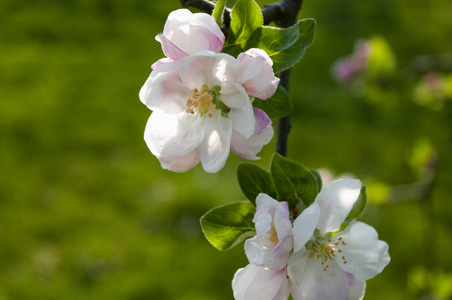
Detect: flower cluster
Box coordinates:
(232, 179, 390, 300)
(139, 9, 280, 173)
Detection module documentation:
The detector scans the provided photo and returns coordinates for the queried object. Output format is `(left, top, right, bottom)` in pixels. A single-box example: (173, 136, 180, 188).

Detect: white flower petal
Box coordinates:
(162, 9, 193, 38)
(315, 179, 362, 234)
(236, 48, 280, 100)
(139, 61, 190, 114)
(292, 202, 320, 253)
(158, 9, 224, 58)
(288, 250, 350, 300)
(197, 113, 233, 173)
(246, 194, 292, 270)
(151, 57, 173, 70)
(232, 264, 290, 300)
(188, 13, 225, 50)
(156, 34, 188, 61)
(245, 235, 292, 271)
(221, 81, 255, 138)
(230, 108, 273, 160)
(346, 273, 366, 300)
(336, 222, 390, 281)
(158, 149, 200, 172)
(178, 51, 239, 89)
(254, 194, 291, 239)
(144, 111, 204, 157)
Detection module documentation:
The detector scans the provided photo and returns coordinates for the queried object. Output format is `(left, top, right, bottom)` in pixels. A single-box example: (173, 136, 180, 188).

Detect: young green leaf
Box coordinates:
(200, 201, 256, 250)
(252, 85, 293, 119)
(258, 19, 316, 73)
(343, 184, 367, 224)
(212, 0, 227, 27)
(228, 0, 263, 50)
(270, 153, 319, 210)
(237, 163, 276, 204)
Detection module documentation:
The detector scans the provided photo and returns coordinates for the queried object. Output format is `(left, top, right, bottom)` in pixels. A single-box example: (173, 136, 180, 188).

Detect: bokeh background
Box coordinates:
(1, 0, 452, 299)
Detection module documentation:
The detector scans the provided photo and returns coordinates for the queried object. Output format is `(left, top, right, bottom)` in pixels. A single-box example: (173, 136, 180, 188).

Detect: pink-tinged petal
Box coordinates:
(230, 131, 260, 160)
(230, 109, 273, 160)
(144, 111, 204, 158)
(151, 57, 173, 70)
(288, 250, 350, 300)
(139, 61, 190, 114)
(335, 222, 390, 281)
(161, 9, 193, 38)
(292, 203, 320, 253)
(245, 75, 280, 100)
(188, 12, 225, 49)
(221, 81, 255, 138)
(156, 34, 188, 61)
(347, 273, 366, 300)
(158, 9, 224, 59)
(231, 126, 273, 160)
(197, 113, 233, 173)
(254, 194, 291, 239)
(245, 194, 292, 270)
(171, 25, 224, 55)
(178, 51, 240, 89)
(245, 235, 292, 271)
(232, 264, 290, 300)
(315, 179, 362, 235)
(253, 108, 272, 135)
(158, 149, 201, 172)
(237, 48, 280, 100)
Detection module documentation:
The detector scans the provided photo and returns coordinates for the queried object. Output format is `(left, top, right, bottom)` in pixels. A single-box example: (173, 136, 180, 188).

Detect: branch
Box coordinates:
(179, 0, 303, 26)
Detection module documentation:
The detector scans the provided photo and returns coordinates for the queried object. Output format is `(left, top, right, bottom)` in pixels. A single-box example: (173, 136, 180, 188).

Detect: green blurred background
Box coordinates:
(1, 0, 451, 299)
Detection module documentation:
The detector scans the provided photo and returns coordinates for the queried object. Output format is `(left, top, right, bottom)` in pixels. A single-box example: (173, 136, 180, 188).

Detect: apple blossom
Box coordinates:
(244, 194, 293, 271)
(152, 9, 225, 69)
(140, 51, 275, 173)
(288, 179, 390, 300)
(232, 179, 390, 300)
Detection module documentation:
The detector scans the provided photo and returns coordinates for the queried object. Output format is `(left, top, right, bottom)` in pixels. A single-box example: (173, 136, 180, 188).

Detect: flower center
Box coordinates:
(185, 85, 226, 118)
(307, 231, 348, 272)
(268, 225, 279, 243)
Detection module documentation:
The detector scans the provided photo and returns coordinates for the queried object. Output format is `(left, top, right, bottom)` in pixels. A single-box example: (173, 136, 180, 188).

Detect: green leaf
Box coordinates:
(212, 0, 227, 27)
(228, 0, 263, 50)
(310, 169, 323, 192)
(258, 19, 316, 73)
(270, 153, 319, 210)
(200, 201, 256, 250)
(253, 85, 292, 119)
(237, 163, 277, 204)
(344, 184, 367, 224)
(222, 43, 242, 57)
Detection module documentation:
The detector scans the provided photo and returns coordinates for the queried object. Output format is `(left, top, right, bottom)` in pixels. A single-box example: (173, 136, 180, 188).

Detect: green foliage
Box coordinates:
(258, 19, 316, 73)
(200, 201, 256, 250)
(212, 0, 227, 27)
(228, 0, 263, 50)
(237, 162, 276, 204)
(253, 85, 293, 119)
(270, 153, 319, 210)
